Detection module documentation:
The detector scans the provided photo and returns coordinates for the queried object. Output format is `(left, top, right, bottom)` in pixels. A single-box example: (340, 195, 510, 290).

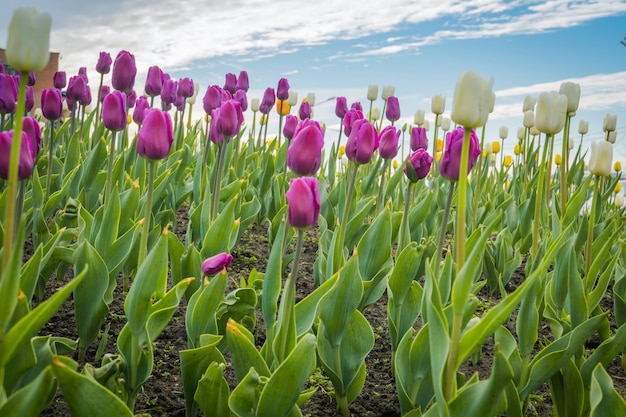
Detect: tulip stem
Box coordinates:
(532, 134, 552, 259)
(560, 114, 571, 218)
(376, 158, 391, 215)
(45, 120, 55, 201)
(336, 117, 344, 150)
(137, 160, 157, 275)
(1, 70, 28, 271)
(455, 127, 471, 271)
(104, 131, 117, 205)
(338, 162, 358, 262)
(398, 180, 414, 252)
(434, 181, 455, 278)
(585, 175, 600, 279)
(210, 142, 227, 222)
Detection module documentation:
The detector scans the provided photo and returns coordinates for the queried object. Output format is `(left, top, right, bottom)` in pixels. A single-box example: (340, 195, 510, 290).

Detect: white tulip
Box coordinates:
(450, 71, 494, 128)
(381, 85, 395, 101)
(6, 7, 52, 72)
(535, 91, 567, 135)
(589, 140, 613, 177)
(559, 82, 581, 114)
(431, 94, 446, 115)
(367, 84, 378, 101)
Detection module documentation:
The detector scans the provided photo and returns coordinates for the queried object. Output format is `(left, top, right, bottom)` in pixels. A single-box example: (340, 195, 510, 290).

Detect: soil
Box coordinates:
(34, 206, 626, 417)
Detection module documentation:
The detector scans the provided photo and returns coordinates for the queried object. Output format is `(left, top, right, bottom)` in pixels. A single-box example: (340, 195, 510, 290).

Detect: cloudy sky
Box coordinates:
(2, 0, 626, 163)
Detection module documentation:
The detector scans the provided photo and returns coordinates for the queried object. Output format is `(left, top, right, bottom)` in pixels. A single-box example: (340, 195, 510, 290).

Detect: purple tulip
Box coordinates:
(65, 97, 76, 112)
(386, 96, 400, 123)
(236, 70, 249, 92)
(0, 74, 16, 114)
(0, 130, 34, 180)
(25, 86, 34, 112)
(439, 126, 481, 181)
(136, 108, 173, 160)
(342, 108, 364, 137)
(378, 126, 401, 159)
(345, 119, 378, 164)
(127, 90, 137, 109)
(350, 101, 363, 112)
(100, 85, 110, 103)
(283, 114, 298, 140)
(410, 126, 428, 151)
(298, 101, 312, 120)
(41, 88, 63, 121)
(287, 120, 325, 176)
(178, 77, 194, 98)
(261, 87, 275, 114)
(174, 94, 185, 112)
(286, 177, 320, 228)
(161, 79, 177, 106)
(111, 50, 137, 93)
(214, 100, 244, 139)
(22, 116, 42, 157)
(133, 95, 150, 125)
(27, 72, 36, 86)
(145, 66, 164, 97)
(335, 96, 348, 119)
(101, 90, 127, 131)
(78, 67, 88, 83)
(66, 75, 87, 103)
(224, 73, 237, 95)
(234, 90, 248, 112)
(96, 51, 112, 75)
(203, 85, 223, 115)
(202, 252, 233, 276)
(79, 85, 92, 106)
(404, 149, 433, 182)
(53, 71, 66, 89)
(209, 111, 225, 145)
(277, 78, 290, 101)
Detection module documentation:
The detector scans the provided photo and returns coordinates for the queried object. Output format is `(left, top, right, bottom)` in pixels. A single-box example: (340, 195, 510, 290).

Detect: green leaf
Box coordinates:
(186, 272, 227, 348)
(0, 366, 56, 417)
(228, 367, 263, 417)
(195, 362, 231, 417)
(227, 319, 270, 381)
(589, 364, 626, 417)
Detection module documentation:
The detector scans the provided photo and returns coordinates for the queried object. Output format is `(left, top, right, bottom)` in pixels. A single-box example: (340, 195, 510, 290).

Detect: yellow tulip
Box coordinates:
(503, 155, 512, 168)
(260, 114, 267, 125)
(492, 141, 501, 154)
(514, 144, 521, 155)
(392, 160, 399, 169)
(615, 182, 622, 193)
(435, 138, 443, 152)
(338, 145, 345, 159)
(127, 114, 133, 125)
(614, 161, 622, 172)
(275, 99, 291, 115)
(555, 153, 562, 166)
(436, 151, 442, 161)
(481, 150, 489, 158)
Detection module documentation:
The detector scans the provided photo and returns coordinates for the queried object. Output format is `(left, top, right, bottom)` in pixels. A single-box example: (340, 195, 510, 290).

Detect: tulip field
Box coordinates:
(2, 7, 626, 417)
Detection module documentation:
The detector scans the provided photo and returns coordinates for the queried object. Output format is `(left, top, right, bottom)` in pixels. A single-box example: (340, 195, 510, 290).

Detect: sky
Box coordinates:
(2, 0, 626, 165)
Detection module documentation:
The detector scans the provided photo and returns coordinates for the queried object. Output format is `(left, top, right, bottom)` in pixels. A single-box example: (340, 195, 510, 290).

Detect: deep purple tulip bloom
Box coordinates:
(161, 79, 177, 106)
(261, 88, 275, 114)
(100, 85, 110, 103)
(350, 101, 363, 112)
(277, 78, 290, 101)
(286, 177, 320, 228)
(22, 116, 42, 157)
(145, 65, 164, 97)
(298, 101, 312, 120)
(25, 86, 34, 112)
(335, 96, 348, 119)
(404, 149, 433, 182)
(53, 71, 66, 89)
(27, 72, 36, 86)
(283, 114, 298, 140)
(111, 50, 136, 93)
(345, 119, 378, 164)
(41, 88, 63, 121)
(203, 85, 223, 115)
(378, 126, 401, 159)
(96, 51, 113, 75)
(66, 98, 76, 112)
(178, 77, 194, 98)
(287, 120, 324, 176)
(0, 74, 16, 114)
(136, 108, 173, 160)
(202, 252, 233, 276)
(79, 85, 92, 106)
(342, 108, 364, 137)
(209, 110, 225, 145)
(0, 130, 34, 180)
(101, 90, 127, 131)
(224, 73, 237, 95)
(214, 100, 244, 138)
(66, 75, 87, 103)
(127, 90, 137, 109)
(78, 67, 88, 83)
(234, 89, 248, 112)
(133, 95, 150, 125)
(410, 126, 428, 151)
(386, 96, 400, 123)
(439, 126, 481, 181)
(236, 70, 249, 92)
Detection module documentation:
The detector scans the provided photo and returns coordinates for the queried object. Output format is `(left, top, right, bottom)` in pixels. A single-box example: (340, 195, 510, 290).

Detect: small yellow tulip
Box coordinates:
(481, 150, 489, 158)
(614, 161, 622, 172)
(514, 144, 521, 155)
(555, 154, 562, 166)
(338, 145, 345, 159)
(127, 114, 133, 125)
(615, 182, 622, 193)
(503, 155, 512, 168)
(435, 138, 443, 152)
(492, 141, 501, 154)
(436, 152, 442, 161)
(260, 114, 267, 125)
(275, 99, 291, 115)
(392, 160, 399, 169)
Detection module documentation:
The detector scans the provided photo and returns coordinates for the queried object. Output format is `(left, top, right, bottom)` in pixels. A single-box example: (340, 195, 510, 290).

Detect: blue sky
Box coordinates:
(2, 0, 626, 164)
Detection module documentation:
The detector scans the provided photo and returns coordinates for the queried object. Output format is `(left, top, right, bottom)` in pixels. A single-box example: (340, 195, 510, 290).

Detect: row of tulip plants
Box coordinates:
(1, 7, 625, 417)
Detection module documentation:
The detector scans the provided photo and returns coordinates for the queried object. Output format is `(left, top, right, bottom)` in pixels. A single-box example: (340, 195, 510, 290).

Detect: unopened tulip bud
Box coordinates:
(435, 138, 443, 153)
(489, 153, 496, 163)
(137, 109, 173, 160)
(370, 107, 380, 121)
(523, 95, 536, 112)
(381, 85, 395, 101)
(555, 153, 562, 166)
(614, 161, 622, 172)
(392, 159, 398, 169)
(530, 126, 540, 136)
(6, 8, 51, 73)
(589, 140, 613, 177)
(287, 120, 324, 175)
(514, 144, 521, 155)
(603, 114, 617, 132)
(484, 142, 493, 154)
(385, 96, 400, 123)
(503, 155, 512, 167)
(450, 71, 494, 128)
(202, 253, 233, 276)
(367, 84, 378, 101)
(286, 177, 320, 228)
(250, 98, 260, 112)
(286, 90, 298, 106)
(578, 120, 588, 135)
(568, 137, 575, 150)
(277, 78, 290, 101)
(523, 110, 534, 128)
(607, 131, 617, 144)
(492, 141, 500, 154)
(431, 94, 446, 115)
(559, 82, 580, 114)
(440, 117, 451, 131)
(615, 182, 622, 193)
(306, 92, 316, 106)
(414, 109, 425, 126)
(535, 91, 567, 135)
(517, 127, 525, 141)
(615, 193, 624, 207)
(499, 126, 508, 140)
(423, 120, 430, 131)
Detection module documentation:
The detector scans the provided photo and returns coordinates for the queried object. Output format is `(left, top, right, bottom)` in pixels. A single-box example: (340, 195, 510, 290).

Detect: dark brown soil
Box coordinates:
(35, 206, 626, 417)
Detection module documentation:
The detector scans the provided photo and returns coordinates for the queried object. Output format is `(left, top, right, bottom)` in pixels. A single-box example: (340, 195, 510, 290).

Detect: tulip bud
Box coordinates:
(144, 66, 164, 97)
(287, 119, 324, 175)
(53, 71, 67, 90)
(410, 126, 428, 151)
(431, 94, 446, 115)
(335, 96, 348, 119)
(489, 153, 496, 163)
(499, 126, 508, 140)
(250, 98, 260, 112)
(96, 51, 112, 75)
(286, 90, 298, 107)
(370, 107, 380, 122)
(559, 82, 580, 114)
(393, 160, 399, 170)
(555, 153, 562, 166)
(298, 101, 312, 120)
(367, 84, 378, 101)
(236, 71, 249, 92)
(414, 109, 425, 126)
(345, 119, 379, 164)
(530, 126, 540, 136)
(223, 73, 237, 95)
(517, 127, 525, 141)
(603, 114, 617, 132)
(483, 142, 493, 154)
(137, 109, 173, 160)
(277, 78, 290, 101)
(404, 149, 433, 182)
(338, 145, 345, 159)
(607, 131, 617, 144)
(614, 161, 622, 172)
(202, 253, 233, 276)
(578, 120, 589, 135)
(450, 71, 494, 128)
(381, 85, 395, 101)
(422, 120, 430, 131)
(615, 182, 622, 194)
(260, 88, 275, 114)
(101, 90, 127, 131)
(342, 109, 364, 137)
(535, 92, 567, 135)
(133, 95, 150, 125)
(203, 85, 224, 115)
(0, 130, 35, 180)
(275, 99, 291, 115)
(286, 177, 320, 228)
(283, 114, 298, 140)
(615, 193, 624, 207)
(41, 88, 63, 121)
(378, 125, 401, 159)
(385, 96, 400, 123)
(568, 137, 575, 150)
(439, 126, 481, 181)
(440, 117, 451, 131)
(306, 92, 316, 106)
(588, 140, 613, 177)
(214, 100, 244, 138)
(435, 138, 444, 153)
(6, 8, 51, 73)
(186, 82, 200, 105)
(111, 50, 137, 93)
(523, 95, 536, 112)
(492, 141, 501, 154)
(503, 155, 512, 168)
(523, 110, 534, 128)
